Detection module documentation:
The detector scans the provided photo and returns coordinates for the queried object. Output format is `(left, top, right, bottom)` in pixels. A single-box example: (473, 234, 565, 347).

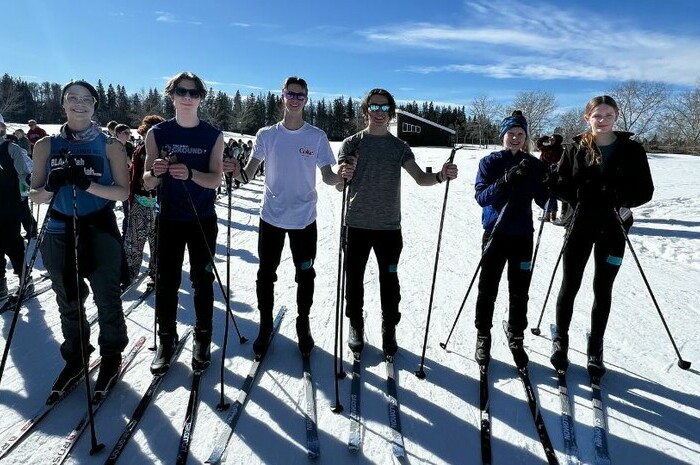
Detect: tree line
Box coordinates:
(1, 73, 698, 153)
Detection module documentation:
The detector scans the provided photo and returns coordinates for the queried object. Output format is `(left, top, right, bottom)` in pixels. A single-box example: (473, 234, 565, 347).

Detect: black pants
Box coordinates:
(0, 216, 25, 280)
(474, 233, 533, 335)
(19, 198, 37, 238)
(344, 227, 403, 327)
(155, 216, 217, 336)
(555, 224, 625, 340)
(256, 219, 317, 320)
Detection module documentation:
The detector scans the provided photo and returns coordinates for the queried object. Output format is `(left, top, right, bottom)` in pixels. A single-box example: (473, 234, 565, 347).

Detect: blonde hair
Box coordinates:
(581, 95, 619, 166)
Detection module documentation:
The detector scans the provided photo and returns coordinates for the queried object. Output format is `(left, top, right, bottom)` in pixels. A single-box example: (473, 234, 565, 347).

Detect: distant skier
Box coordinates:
(223, 76, 345, 358)
(142, 72, 224, 374)
(549, 95, 653, 376)
(338, 88, 458, 357)
(29, 80, 130, 401)
(473, 111, 549, 368)
(535, 134, 564, 222)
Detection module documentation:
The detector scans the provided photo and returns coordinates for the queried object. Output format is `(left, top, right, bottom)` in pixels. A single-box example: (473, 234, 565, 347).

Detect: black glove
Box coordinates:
(501, 159, 529, 187)
(66, 161, 91, 191)
(45, 150, 71, 192)
(45, 164, 68, 192)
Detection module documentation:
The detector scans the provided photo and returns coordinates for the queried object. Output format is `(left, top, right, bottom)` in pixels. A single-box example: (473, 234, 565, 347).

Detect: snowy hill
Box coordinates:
(0, 144, 698, 464)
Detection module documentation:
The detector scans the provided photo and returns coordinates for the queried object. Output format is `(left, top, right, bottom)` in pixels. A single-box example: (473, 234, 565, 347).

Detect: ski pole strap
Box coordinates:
(240, 168, 249, 184)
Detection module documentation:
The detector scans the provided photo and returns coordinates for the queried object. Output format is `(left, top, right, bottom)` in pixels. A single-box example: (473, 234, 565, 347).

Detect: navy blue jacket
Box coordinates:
(474, 149, 549, 235)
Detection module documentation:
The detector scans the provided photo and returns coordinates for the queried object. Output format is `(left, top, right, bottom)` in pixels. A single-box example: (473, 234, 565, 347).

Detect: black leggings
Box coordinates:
(474, 233, 533, 335)
(555, 225, 626, 340)
(344, 228, 403, 327)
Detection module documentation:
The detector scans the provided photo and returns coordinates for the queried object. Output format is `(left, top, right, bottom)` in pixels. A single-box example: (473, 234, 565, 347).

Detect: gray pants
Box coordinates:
(42, 227, 129, 361)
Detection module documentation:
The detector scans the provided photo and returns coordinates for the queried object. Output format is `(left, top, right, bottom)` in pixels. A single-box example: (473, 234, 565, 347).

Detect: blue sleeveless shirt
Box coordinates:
(46, 133, 114, 233)
(151, 118, 220, 221)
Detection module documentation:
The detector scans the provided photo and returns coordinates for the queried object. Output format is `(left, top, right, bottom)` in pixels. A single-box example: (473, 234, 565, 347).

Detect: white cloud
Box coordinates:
(154, 11, 202, 26)
(358, 0, 700, 86)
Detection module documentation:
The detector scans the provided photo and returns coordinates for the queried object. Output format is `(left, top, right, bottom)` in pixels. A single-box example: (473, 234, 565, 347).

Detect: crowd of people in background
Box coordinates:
(1, 73, 654, 412)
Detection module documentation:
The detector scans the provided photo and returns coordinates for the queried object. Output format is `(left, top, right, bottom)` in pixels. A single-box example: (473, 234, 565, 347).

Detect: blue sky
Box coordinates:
(6, 0, 700, 112)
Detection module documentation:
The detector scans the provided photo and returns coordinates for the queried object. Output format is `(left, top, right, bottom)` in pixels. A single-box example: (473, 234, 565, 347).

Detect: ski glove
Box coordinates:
(45, 164, 68, 192)
(66, 163, 92, 191)
(501, 159, 529, 187)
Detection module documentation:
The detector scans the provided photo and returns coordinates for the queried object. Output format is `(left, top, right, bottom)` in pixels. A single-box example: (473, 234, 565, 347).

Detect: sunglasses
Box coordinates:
(368, 103, 391, 113)
(284, 91, 307, 101)
(174, 87, 202, 99)
(65, 94, 97, 106)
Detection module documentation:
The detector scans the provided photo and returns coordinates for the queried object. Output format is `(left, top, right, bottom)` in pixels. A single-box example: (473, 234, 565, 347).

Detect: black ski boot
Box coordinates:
(587, 335, 606, 378)
(192, 329, 212, 371)
(382, 322, 398, 358)
(151, 333, 178, 375)
(474, 332, 491, 366)
(348, 319, 365, 353)
(93, 354, 122, 403)
(47, 359, 84, 405)
(550, 332, 570, 371)
(507, 328, 529, 368)
(296, 316, 315, 356)
(253, 314, 273, 358)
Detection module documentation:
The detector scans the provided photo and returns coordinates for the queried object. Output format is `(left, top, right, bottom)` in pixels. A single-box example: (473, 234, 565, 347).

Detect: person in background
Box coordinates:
(29, 80, 129, 401)
(549, 95, 653, 377)
(27, 119, 48, 152)
(142, 71, 223, 374)
(9, 128, 38, 239)
(473, 111, 549, 368)
(535, 134, 564, 222)
(14, 128, 32, 155)
(224, 76, 342, 358)
(338, 88, 458, 357)
(0, 122, 33, 300)
(106, 120, 118, 137)
(124, 115, 164, 289)
(114, 123, 135, 290)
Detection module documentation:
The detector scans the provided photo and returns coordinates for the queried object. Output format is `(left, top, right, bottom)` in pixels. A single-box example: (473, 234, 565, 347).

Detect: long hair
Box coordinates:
(580, 95, 619, 166)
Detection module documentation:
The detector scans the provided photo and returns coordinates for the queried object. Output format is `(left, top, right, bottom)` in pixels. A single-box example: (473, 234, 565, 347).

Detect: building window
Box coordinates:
(401, 123, 422, 133)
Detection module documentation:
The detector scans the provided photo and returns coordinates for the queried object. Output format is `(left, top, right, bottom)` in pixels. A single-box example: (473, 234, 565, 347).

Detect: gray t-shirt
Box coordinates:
(338, 130, 415, 230)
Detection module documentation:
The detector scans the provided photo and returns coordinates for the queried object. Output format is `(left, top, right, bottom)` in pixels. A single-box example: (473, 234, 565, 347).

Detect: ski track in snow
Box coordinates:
(0, 145, 698, 464)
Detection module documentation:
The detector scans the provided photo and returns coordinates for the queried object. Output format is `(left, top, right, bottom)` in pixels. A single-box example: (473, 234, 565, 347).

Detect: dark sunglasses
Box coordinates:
(174, 87, 202, 99)
(284, 91, 307, 101)
(368, 103, 391, 113)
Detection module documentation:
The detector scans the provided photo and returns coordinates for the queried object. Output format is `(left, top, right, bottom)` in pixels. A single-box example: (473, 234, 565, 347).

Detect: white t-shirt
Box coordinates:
(252, 121, 336, 229)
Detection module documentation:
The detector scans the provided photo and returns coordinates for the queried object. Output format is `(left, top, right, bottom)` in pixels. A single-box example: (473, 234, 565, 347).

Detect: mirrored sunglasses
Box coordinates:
(284, 91, 307, 101)
(65, 94, 96, 106)
(368, 103, 391, 113)
(174, 87, 202, 99)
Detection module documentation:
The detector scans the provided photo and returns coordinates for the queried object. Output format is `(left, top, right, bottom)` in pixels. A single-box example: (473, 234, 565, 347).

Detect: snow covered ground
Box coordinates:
(1, 144, 698, 464)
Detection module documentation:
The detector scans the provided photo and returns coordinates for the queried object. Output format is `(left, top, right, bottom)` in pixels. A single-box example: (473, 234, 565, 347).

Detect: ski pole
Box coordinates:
(615, 209, 691, 370)
(531, 208, 547, 275)
(70, 172, 104, 454)
(217, 173, 234, 411)
(150, 184, 163, 351)
(415, 146, 464, 379)
(0, 197, 55, 387)
(530, 204, 580, 336)
(440, 200, 510, 351)
(331, 180, 349, 413)
(179, 181, 247, 343)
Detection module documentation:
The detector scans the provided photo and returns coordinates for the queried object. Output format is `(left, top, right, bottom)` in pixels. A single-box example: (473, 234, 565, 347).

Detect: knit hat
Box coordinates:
(499, 110, 528, 139)
(61, 80, 99, 110)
